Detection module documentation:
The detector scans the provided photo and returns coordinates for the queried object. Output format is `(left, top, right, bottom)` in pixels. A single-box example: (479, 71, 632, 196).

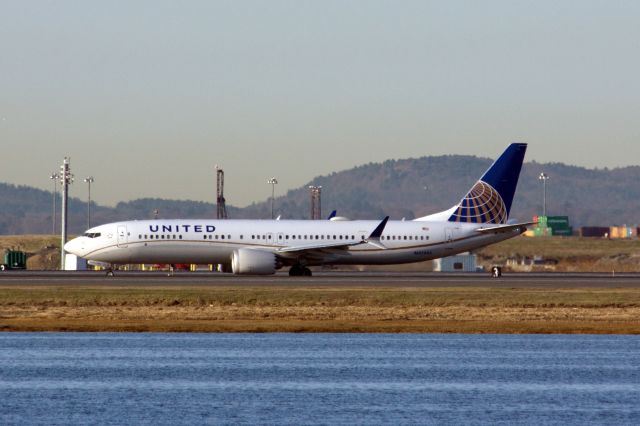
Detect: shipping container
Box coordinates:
(580, 227, 609, 237)
(1, 250, 27, 270)
(609, 226, 631, 239)
(547, 217, 570, 232)
(546, 216, 569, 225)
(552, 228, 573, 237)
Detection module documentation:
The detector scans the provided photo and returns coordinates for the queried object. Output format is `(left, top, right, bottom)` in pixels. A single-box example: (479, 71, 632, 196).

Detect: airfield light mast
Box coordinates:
(216, 165, 228, 219)
(50, 172, 59, 235)
(267, 177, 278, 219)
(84, 177, 94, 229)
(309, 185, 322, 220)
(59, 157, 73, 270)
(538, 172, 550, 217)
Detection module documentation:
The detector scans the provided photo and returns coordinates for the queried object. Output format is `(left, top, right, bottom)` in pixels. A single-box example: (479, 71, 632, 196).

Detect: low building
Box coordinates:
(64, 254, 88, 271)
(433, 252, 479, 272)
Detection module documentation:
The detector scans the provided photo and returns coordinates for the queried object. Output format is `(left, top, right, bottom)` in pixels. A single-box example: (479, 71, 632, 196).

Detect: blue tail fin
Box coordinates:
(448, 143, 527, 224)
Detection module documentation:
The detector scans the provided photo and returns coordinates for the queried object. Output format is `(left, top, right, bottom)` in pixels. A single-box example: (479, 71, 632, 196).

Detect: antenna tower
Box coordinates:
(216, 165, 228, 219)
(309, 185, 322, 220)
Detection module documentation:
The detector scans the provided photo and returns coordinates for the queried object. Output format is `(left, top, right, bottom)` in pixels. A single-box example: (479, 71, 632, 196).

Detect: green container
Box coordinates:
(552, 228, 573, 237)
(547, 216, 569, 226)
(533, 227, 552, 237)
(3, 250, 26, 269)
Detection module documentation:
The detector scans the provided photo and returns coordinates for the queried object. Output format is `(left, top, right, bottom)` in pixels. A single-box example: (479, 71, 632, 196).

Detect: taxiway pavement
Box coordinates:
(1, 271, 639, 288)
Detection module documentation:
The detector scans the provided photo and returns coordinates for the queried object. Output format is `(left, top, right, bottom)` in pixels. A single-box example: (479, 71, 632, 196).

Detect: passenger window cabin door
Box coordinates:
(117, 225, 128, 248)
(445, 227, 455, 243)
(266, 232, 286, 247)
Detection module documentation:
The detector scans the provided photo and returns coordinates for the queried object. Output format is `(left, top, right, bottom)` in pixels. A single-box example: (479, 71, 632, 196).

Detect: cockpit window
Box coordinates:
(84, 232, 101, 238)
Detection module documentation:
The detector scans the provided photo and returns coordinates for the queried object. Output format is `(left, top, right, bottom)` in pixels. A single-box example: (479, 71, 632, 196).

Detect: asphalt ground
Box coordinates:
(1, 270, 639, 288)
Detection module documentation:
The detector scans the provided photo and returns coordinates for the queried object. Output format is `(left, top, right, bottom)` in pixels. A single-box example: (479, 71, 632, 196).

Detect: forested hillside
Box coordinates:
(1, 155, 638, 234)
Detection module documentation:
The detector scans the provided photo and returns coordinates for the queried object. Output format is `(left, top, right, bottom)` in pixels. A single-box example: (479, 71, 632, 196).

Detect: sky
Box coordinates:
(1, 1, 639, 207)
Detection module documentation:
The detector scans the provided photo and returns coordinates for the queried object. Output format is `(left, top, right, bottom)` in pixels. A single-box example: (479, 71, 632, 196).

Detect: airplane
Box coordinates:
(64, 143, 530, 276)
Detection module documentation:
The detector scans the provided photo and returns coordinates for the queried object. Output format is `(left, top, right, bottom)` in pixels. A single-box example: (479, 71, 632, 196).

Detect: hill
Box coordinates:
(1, 155, 639, 234)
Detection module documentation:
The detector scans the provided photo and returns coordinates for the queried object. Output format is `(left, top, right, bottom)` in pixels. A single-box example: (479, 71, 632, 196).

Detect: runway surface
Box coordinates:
(1, 270, 639, 288)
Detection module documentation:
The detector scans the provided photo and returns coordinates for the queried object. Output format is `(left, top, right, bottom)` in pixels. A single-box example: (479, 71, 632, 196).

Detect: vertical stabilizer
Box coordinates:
(446, 143, 527, 224)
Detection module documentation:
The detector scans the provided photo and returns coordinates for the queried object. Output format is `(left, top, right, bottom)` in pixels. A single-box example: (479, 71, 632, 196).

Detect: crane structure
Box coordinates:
(216, 165, 228, 219)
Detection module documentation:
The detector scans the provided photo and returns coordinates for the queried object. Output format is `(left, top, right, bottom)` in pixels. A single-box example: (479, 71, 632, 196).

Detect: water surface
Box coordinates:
(0, 333, 638, 425)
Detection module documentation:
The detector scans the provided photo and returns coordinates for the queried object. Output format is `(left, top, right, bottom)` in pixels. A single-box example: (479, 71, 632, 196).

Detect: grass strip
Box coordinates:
(1, 286, 639, 334)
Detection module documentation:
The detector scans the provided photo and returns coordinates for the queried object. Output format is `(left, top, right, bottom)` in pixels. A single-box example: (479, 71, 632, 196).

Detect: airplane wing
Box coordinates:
(276, 216, 389, 255)
(276, 240, 358, 253)
(474, 222, 534, 234)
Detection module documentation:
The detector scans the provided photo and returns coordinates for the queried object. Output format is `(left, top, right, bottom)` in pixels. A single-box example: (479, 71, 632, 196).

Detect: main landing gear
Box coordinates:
(289, 264, 312, 276)
(491, 266, 502, 278)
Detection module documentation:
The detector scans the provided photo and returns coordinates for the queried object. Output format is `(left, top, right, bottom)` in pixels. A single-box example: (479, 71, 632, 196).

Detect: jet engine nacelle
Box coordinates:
(231, 248, 277, 275)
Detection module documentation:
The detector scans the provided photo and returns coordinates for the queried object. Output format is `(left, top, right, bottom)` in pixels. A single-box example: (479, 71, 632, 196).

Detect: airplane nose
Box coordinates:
(64, 238, 83, 256)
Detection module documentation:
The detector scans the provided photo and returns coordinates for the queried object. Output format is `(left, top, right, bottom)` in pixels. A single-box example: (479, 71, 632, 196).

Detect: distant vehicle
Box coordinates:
(64, 144, 530, 276)
(1, 250, 27, 271)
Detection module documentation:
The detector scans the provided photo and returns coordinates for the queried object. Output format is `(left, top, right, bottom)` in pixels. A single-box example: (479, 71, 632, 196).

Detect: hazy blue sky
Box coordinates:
(1, 1, 639, 207)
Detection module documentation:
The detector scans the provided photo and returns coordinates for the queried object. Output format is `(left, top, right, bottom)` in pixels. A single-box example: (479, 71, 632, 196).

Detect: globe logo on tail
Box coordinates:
(448, 181, 507, 224)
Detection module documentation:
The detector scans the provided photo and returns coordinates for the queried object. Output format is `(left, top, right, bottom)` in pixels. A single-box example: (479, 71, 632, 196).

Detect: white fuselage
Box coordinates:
(64, 218, 521, 267)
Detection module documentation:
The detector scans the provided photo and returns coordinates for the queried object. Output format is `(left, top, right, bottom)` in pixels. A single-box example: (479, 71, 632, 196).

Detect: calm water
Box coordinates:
(0, 333, 638, 425)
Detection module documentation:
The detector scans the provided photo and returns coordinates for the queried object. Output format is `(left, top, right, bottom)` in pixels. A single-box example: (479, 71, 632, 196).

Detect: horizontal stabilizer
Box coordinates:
(475, 222, 534, 234)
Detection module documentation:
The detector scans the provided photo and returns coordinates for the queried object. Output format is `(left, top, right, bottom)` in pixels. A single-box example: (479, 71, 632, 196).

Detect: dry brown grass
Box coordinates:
(1, 286, 639, 333)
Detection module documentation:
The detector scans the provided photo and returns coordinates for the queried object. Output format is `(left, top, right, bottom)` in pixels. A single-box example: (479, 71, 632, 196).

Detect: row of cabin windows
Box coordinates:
(138, 234, 430, 242)
(139, 234, 183, 240)
(384, 235, 429, 241)
(249, 235, 429, 241)
(251, 234, 359, 240)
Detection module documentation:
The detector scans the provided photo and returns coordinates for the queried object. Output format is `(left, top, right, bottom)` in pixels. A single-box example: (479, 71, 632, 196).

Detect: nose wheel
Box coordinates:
(289, 265, 312, 276)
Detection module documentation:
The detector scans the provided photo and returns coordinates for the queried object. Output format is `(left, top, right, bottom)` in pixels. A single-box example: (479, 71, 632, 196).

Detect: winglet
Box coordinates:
(368, 216, 389, 239)
(364, 216, 389, 249)
(327, 210, 337, 220)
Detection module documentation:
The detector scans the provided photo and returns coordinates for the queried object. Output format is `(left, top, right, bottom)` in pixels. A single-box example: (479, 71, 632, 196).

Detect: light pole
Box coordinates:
(84, 177, 94, 229)
(50, 172, 59, 235)
(267, 177, 278, 219)
(538, 172, 549, 217)
(59, 157, 74, 270)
